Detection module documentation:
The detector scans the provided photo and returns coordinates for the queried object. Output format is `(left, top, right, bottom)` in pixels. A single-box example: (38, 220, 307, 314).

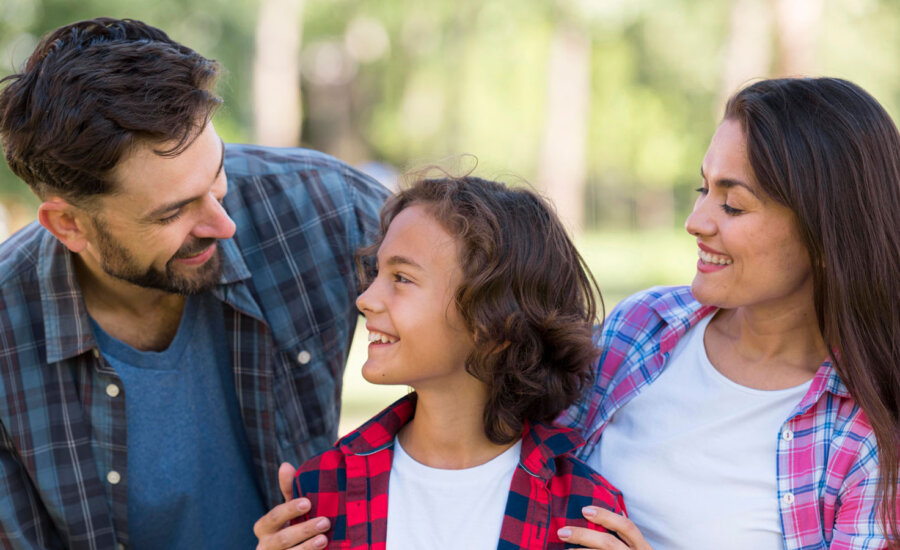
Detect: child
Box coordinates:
(295, 176, 625, 549)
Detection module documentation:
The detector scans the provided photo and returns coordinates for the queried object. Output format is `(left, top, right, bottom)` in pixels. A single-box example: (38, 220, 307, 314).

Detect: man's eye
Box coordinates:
(159, 211, 183, 224)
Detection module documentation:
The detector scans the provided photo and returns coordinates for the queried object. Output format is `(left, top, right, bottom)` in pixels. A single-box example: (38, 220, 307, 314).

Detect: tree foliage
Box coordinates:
(2, 0, 900, 230)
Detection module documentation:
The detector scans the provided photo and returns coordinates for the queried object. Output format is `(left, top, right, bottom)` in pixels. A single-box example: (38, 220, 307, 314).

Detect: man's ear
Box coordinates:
(37, 198, 91, 253)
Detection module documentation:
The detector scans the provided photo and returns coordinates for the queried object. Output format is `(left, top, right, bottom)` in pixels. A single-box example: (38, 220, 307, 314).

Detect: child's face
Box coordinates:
(356, 204, 475, 390)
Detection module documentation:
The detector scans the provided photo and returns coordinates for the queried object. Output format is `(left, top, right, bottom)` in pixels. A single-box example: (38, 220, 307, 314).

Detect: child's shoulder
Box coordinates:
(553, 453, 625, 513)
(296, 446, 351, 501)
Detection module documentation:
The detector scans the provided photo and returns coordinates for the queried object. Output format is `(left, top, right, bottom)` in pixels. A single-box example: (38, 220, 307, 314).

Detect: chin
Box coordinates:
(690, 279, 727, 308)
(361, 365, 395, 386)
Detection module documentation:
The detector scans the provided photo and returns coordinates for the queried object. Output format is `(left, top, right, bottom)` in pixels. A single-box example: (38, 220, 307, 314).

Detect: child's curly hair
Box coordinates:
(357, 176, 603, 444)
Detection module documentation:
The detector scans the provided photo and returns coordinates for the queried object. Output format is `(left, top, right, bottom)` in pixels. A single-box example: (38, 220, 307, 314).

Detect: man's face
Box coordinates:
(81, 122, 236, 295)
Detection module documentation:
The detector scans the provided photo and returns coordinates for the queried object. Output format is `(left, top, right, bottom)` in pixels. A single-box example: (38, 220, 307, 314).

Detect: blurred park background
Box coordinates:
(2, 0, 898, 432)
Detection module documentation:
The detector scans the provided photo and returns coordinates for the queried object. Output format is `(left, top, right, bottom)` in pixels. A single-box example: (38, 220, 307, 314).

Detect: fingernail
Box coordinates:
(316, 517, 330, 530)
(582, 506, 597, 517)
(313, 535, 327, 549)
(297, 498, 311, 511)
(558, 528, 572, 539)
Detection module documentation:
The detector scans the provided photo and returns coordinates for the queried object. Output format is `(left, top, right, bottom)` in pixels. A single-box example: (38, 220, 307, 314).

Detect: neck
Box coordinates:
(400, 381, 516, 470)
(74, 252, 186, 351)
(708, 296, 828, 385)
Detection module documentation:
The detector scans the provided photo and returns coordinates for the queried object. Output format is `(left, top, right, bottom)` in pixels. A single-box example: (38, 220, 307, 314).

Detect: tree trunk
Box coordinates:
(253, 0, 304, 146)
(718, 0, 772, 112)
(773, 0, 823, 76)
(537, 24, 591, 235)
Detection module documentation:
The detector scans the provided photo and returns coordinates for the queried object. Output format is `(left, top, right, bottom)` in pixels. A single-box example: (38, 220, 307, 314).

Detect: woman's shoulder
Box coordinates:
(599, 285, 699, 342)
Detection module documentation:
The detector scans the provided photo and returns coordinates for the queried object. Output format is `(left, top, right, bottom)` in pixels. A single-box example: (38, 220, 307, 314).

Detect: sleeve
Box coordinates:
(827, 454, 897, 550)
(0, 427, 60, 549)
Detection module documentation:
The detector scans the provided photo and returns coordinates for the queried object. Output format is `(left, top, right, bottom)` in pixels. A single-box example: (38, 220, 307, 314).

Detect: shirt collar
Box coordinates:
(340, 392, 586, 481)
(649, 286, 850, 400)
(39, 231, 254, 364)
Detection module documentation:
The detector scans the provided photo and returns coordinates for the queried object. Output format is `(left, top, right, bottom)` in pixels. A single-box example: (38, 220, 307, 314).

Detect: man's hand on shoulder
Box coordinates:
(254, 463, 331, 550)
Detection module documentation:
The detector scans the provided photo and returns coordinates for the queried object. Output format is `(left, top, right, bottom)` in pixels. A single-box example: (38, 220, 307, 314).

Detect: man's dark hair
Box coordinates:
(358, 176, 604, 444)
(0, 18, 222, 203)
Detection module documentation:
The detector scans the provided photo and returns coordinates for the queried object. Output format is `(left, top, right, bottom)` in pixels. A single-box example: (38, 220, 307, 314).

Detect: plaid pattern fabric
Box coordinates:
(296, 393, 626, 550)
(558, 285, 899, 550)
(0, 145, 389, 549)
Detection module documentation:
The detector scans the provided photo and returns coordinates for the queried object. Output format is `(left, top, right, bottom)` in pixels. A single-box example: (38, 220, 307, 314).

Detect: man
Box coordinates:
(0, 18, 388, 549)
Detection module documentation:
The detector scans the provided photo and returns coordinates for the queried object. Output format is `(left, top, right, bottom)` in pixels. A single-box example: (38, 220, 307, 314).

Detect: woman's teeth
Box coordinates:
(698, 249, 733, 265)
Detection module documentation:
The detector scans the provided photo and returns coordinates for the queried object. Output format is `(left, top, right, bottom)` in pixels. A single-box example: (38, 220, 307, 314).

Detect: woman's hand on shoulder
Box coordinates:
(558, 507, 654, 550)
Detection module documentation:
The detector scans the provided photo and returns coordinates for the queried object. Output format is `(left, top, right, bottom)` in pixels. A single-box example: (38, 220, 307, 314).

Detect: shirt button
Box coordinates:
(106, 384, 120, 398)
(92, 348, 101, 359)
(782, 429, 794, 441)
(107, 470, 122, 485)
(782, 492, 795, 505)
(297, 350, 312, 364)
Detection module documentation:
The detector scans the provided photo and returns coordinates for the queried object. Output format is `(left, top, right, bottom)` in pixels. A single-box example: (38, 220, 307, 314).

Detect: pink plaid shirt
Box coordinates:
(558, 286, 898, 550)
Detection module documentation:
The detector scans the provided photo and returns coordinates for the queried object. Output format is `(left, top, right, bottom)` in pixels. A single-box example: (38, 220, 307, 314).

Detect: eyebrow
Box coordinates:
(144, 138, 226, 221)
(382, 255, 423, 270)
(700, 166, 760, 198)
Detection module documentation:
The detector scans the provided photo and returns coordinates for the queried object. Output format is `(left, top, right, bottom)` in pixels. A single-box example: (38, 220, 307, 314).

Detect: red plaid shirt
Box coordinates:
(295, 394, 626, 549)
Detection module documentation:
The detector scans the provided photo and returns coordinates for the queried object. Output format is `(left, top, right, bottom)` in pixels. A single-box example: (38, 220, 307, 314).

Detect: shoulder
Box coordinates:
(297, 447, 350, 495)
(223, 144, 388, 201)
(551, 454, 626, 515)
(0, 223, 47, 343)
(0, 222, 44, 289)
(598, 285, 701, 351)
(604, 285, 695, 330)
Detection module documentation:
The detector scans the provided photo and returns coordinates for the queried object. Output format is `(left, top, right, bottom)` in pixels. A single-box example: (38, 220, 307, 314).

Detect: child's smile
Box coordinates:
(355, 204, 475, 390)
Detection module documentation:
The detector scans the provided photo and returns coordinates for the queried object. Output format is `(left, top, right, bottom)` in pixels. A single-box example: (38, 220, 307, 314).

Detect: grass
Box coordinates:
(337, 227, 698, 434)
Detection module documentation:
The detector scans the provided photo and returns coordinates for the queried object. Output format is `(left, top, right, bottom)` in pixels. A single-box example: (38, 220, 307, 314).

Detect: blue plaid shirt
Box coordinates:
(0, 145, 389, 549)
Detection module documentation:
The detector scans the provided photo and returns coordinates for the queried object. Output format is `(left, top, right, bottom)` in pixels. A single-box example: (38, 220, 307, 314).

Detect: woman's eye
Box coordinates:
(694, 186, 708, 195)
(721, 203, 743, 215)
(393, 273, 411, 284)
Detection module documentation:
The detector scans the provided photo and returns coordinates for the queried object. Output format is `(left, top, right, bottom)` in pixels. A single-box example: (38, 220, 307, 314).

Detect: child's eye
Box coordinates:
(393, 273, 411, 284)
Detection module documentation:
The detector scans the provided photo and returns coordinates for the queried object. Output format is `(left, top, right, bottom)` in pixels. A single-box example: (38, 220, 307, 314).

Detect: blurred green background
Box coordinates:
(2, 0, 898, 432)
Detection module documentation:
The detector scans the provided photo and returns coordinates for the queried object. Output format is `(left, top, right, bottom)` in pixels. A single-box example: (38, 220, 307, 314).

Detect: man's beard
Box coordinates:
(92, 219, 223, 295)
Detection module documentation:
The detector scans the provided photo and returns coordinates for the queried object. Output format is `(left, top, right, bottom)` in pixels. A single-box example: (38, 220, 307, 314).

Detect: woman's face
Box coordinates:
(685, 119, 814, 312)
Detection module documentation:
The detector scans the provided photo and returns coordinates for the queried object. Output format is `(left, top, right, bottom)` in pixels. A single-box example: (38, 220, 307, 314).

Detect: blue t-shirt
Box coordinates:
(91, 293, 266, 550)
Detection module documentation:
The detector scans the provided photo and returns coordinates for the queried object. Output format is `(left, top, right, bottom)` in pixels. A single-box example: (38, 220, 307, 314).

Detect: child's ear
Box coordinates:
(38, 198, 92, 253)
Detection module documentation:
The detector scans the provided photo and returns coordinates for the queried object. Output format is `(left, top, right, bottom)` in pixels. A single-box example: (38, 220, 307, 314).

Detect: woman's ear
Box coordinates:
(38, 198, 92, 253)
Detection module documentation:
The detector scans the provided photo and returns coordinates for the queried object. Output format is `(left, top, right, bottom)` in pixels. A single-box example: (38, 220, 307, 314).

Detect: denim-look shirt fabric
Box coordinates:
(0, 145, 390, 549)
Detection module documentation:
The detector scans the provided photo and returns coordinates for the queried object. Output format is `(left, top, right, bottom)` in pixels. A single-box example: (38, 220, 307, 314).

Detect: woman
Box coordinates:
(557, 77, 900, 549)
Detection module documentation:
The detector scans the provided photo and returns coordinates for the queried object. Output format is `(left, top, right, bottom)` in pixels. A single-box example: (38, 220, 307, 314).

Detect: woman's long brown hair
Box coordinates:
(726, 77, 900, 546)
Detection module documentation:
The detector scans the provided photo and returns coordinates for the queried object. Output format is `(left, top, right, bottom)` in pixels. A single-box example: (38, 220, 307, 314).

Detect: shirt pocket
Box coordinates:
(272, 319, 351, 463)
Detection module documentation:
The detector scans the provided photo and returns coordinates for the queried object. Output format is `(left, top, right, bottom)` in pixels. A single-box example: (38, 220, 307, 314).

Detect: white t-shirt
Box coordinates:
(588, 314, 811, 550)
(385, 436, 522, 550)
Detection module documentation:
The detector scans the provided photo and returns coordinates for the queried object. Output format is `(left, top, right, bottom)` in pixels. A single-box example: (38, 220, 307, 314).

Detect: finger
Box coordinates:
(279, 462, 298, 502)
(255, 515, 331, 550)
(557, 526, 627, 550)
(582, 507, 649, 549)
(253, 498, 312, 536)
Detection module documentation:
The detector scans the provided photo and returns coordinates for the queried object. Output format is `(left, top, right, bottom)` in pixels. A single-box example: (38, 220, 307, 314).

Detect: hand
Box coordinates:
(254, 462, 332, 550)
(557, 506, 653, 550)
